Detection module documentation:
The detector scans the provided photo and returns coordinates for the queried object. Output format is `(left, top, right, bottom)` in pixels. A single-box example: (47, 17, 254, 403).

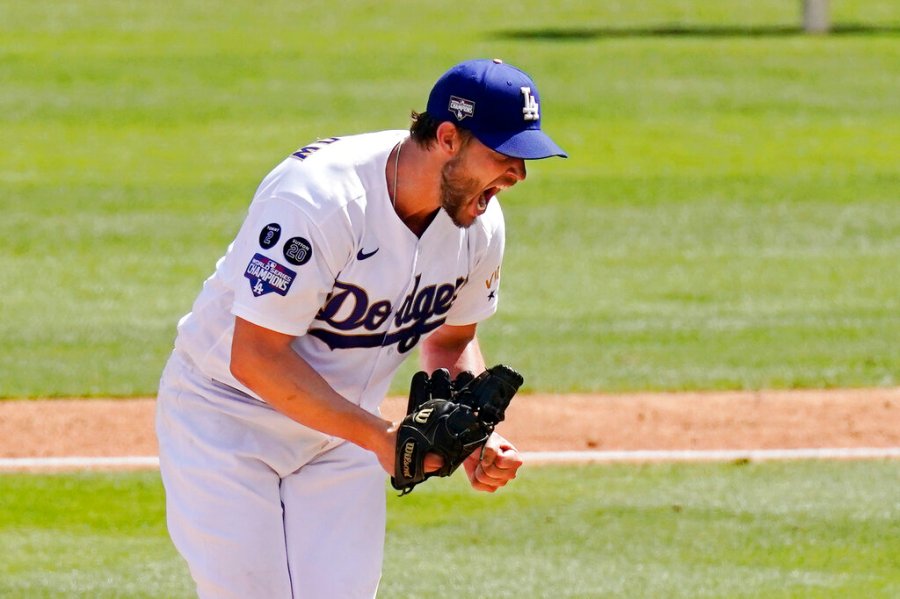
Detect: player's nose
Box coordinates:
(507, 159, 526, 182)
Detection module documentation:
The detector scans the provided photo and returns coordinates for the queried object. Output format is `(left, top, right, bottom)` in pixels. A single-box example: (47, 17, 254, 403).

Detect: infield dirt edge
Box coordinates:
(1, 388, 898, 461)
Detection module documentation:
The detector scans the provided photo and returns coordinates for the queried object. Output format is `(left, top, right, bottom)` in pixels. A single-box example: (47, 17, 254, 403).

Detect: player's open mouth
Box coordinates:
(477, 187, 501, 213)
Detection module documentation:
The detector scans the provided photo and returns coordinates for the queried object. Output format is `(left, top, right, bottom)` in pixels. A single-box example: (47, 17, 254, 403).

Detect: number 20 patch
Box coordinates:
(244, 253, 297, 297)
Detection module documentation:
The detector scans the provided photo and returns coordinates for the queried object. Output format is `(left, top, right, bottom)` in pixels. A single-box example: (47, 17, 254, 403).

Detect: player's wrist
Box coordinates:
(353, 415, 397, 467)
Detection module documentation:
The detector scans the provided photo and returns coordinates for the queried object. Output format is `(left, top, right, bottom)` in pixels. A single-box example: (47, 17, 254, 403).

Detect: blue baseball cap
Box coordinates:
(426, 58, 568, 160)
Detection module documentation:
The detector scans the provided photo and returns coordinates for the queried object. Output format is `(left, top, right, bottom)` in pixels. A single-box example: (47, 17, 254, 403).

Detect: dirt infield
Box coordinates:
(1, 388, 898, 461)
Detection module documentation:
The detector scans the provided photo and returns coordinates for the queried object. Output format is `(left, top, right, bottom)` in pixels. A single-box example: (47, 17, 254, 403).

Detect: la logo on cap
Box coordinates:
(521, 87, 539, 121)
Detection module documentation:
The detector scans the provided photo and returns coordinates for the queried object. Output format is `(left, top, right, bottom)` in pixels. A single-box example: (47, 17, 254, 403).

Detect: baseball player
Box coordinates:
(155, 58, 567, 598)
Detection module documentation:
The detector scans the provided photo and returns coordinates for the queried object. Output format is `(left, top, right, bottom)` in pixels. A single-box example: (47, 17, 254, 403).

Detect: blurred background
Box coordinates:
(1, 0, 898, 397)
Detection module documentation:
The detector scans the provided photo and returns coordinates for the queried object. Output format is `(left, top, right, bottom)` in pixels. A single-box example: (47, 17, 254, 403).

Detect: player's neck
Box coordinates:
(387, 138, 443, 237)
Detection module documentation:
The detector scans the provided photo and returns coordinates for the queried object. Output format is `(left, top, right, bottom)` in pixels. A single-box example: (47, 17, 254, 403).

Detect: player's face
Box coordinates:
(440, 138, 526, 229)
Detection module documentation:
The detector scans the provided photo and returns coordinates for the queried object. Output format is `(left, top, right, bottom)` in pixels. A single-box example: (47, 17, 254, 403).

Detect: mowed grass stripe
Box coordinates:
(1, 461, 898, 598)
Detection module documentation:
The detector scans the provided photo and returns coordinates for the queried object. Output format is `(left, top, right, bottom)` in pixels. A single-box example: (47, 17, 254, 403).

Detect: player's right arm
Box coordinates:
(230, 316, 399, 474)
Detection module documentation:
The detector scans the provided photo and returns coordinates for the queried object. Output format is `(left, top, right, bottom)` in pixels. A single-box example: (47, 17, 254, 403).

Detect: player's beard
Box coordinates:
(439, 154, 483, 229)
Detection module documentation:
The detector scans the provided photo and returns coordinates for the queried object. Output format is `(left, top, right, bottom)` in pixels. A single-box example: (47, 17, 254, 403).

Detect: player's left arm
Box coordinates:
(420, 322, 485, 376)
(420, 323, 524, 492)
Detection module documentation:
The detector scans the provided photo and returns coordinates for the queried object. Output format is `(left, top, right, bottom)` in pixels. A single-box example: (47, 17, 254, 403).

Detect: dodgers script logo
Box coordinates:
(244, 253, 297, 297)
(309, 275, 466, 353)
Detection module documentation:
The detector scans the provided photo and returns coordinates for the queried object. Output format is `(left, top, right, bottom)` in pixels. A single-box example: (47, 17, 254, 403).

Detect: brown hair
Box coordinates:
(409, 110, 473, 149)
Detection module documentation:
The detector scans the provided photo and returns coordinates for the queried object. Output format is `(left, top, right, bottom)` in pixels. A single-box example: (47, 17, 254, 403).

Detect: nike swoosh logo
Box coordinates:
(356, 247, 379, 261)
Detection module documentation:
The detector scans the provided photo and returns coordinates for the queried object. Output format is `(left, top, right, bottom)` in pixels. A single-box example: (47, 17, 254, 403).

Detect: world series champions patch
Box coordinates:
(244, 253, 297, 297)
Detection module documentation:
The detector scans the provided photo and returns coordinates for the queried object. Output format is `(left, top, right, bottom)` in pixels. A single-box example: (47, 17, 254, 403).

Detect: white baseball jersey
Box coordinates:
(174, 130, 505, 416)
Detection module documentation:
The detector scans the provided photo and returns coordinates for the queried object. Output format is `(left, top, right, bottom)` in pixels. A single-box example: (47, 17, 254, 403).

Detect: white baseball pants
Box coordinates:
(156, 352, 386, 598)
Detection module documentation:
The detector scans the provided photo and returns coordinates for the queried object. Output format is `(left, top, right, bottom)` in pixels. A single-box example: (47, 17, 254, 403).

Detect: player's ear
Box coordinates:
(435, 121, 464, 156)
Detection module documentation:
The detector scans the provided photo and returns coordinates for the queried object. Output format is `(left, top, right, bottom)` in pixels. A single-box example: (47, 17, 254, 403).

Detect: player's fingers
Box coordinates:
(424, 453, 444, 473)
(466, 439, 522, 492)
(468, 466, 499, 492)
(489, 448, 523, 472)
(470, 461, 515, 492)
(470, 468, 506, 492)
(478, 444, 498, 467)
(477, 459, 518, 483)
(471, 480, 499, 493)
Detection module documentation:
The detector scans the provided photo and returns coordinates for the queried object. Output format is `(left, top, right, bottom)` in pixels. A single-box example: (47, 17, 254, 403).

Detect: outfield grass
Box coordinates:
(2, 1, 899, 397)
(1, 462, 898, 598)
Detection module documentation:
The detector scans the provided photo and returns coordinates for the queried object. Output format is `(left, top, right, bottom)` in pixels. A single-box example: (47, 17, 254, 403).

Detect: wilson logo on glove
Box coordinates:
(401, 441, 416, 479)
(391, 365, 524, 495)
(413, 407, 434, 424)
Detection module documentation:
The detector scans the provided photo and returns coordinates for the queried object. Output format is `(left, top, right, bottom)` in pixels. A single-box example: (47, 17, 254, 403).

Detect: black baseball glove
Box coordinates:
(391, 365, 524, 495)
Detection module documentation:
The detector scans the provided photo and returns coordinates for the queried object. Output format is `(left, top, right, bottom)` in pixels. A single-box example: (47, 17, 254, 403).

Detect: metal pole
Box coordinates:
(803, 0, 830, 34)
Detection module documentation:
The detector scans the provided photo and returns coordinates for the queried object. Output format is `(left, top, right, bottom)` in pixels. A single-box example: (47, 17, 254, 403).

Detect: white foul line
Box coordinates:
(1, 447, 900, 471)
(0, 456, 161, 470)
(522, 447, 900, 464)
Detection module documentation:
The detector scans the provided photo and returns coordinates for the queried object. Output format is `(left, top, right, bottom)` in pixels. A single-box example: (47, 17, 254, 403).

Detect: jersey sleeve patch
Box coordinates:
(244, 253, 297, 297)
(283, 236, 313, 266)
(259, 223, 282, 249)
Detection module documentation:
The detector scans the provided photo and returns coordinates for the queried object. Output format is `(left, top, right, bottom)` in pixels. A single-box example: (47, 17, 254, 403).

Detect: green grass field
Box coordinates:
(2, 1, 899, 597)
(2, 0, 898, 397)
(1, 462, 898, 598)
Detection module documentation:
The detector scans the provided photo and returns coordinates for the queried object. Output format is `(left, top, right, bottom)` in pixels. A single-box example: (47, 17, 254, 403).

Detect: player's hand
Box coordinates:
(463, 432, 522, 493)
(424, 453, 444, 473)
(374, 422, 443, 475)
